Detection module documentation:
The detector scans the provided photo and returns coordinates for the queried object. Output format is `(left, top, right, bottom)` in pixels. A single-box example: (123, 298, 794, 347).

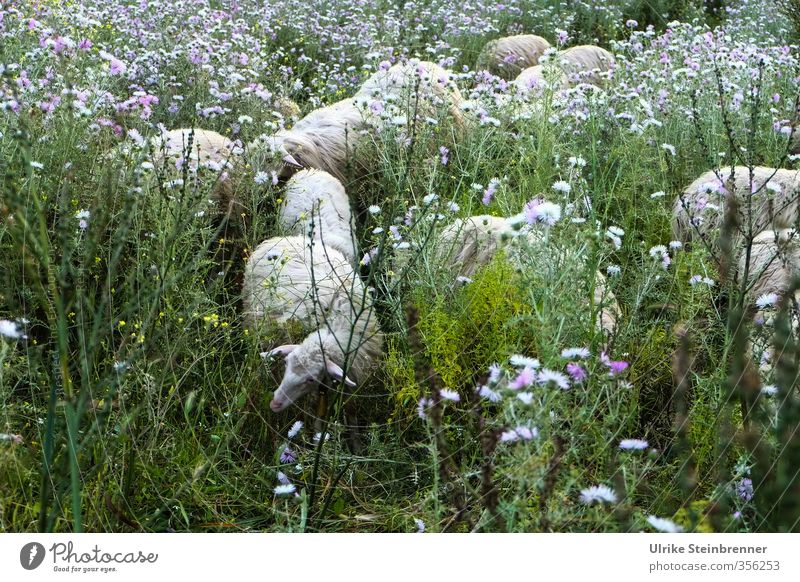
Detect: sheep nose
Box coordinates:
(270, 398, 285, 412)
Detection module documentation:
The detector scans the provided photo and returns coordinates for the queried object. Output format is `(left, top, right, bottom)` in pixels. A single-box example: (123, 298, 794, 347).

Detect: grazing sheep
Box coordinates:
(249, 60, 465, 182)
(513, 64, 569, 95)
(242, 236, 383, 412)
(739, 229, 800, 303)
(737, 229, 800, 382)
(475, 34, 552, 80)
(672, 166, 800, 247)
(249, 97, 366, 182)
(428, 214, 620, 336)
(279, 169, 358, 263)
(355, 60, 466, 130)
(555, 45, 615, 86)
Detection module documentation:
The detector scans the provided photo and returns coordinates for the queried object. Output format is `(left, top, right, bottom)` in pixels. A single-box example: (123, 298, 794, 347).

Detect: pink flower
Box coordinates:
(566, 362, 587, 382)
(601, 352, 629, 376)
(509, 366, 536, 390)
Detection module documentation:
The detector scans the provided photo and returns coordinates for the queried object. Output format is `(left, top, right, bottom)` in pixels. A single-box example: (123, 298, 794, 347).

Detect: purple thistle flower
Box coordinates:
(280, 445, 296, 464)
(509, 366, 536, 390)
(736, 478, 754, 502)
(566, 362, 587, 382)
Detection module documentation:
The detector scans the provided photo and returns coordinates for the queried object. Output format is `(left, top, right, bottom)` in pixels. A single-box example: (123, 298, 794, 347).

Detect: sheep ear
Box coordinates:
(261, 345, 299, 360)
(282, 153, 303, 168)
(326, 361, 356, 387)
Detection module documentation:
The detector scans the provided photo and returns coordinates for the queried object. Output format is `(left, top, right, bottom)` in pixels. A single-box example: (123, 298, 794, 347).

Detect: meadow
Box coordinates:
(1, 0, 800, 532)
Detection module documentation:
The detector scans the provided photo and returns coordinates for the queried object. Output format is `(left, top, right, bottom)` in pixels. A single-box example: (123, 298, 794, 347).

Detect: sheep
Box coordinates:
(242, 236, 383, 413)
(513, 64, 569, 95)
(554, 45, 615, 87)
(475, 34, 552, 80)
(355, 60, 466, 130)
(672, 166, 800, 247)
(248, 61, 465, 181)
(248, 97, 366, 183)
(425, 214, 621, 336)
(279, 169, 358, 263)
(737, 229, 800, 383)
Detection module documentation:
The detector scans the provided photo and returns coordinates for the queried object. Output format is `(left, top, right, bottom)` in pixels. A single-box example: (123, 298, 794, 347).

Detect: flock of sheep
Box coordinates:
(135, 34, 798, 416)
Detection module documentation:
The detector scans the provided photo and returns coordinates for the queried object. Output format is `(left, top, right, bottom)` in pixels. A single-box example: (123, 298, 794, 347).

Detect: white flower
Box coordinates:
(561, 347, 590, 359)
(669, 240, 683, 249)
(477, 385, 501, 402)
(368, 205, 381, 215)
(647, 516, 683, 532)
(537, 369, 570, 390)
(414, 518, 425, 533)
(607, 265, 621, 276)
(661, 143, 676, 156)
(510, 355, 540, 369)
(422, 193, 439, 206)
(649, 245, 668, 258)
(487, 363, 502, 384)
(274, 483, 296, 496)
(580, 485, 618, 504)
(756, 293, 779, 309)
(254, 171, 271, 185)
(607, 226, 625, 237)
(514, 426, 537, 440)
(619, 438, 649, 450)
(516, 392, 534, 405)
(552, 180, 571, 193)
(762, 384, 779, 396)
(439, 389, 460, 402)
(288, 421, 304, 439)
(0, 319, 24, 339)
(650, 191, 666, 199)
(456, 276, 472, 285)
(500, 430, 520, 443)
(30, 161, 44, 170)
(447, 201, 460, 213)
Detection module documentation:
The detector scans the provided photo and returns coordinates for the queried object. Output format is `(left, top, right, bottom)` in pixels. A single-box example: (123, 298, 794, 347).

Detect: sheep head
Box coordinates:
(262, 342, 355, 413)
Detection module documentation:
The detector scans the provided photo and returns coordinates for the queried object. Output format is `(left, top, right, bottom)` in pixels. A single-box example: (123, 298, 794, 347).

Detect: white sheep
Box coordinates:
(249, 97, 366, 183)
(554, 45, 615, 87)
(242, 236, 383, 412)
(475, 34, 552, 80)
(737, 229, 800, 383)
(428, 214, 620, 336)
(513, 64, 569, 95)
(672, 166, 800, 247)
(279, 169, 358, 263)
(249, 61, 465, 181)
(355, 60, 466, 130)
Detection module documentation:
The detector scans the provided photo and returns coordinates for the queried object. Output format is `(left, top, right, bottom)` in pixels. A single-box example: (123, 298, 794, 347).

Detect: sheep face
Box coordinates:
(249, 134, 305, 180)
(263, 343, 355, 413)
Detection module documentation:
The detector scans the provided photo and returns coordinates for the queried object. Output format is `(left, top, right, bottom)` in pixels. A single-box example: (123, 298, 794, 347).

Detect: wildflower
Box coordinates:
(274, 483, 296, 496)
(552, 180, 571, 194)
(510, 355, 540, 369)
(0, 319, 24, 339)
(254, 171, 271, 185)
(360, 248, 378, 267)
(606, 265, 621, 276)
(422, 193, 439, 206)
(76, 209, 90, 231)
(650, 191, 666, 199)
(626, 19, 638, 28)
(524, 199, 562, 226)
(487, 363, 502, 384)
(619, 439, 649, 450)
(500, 430, 519, 443)
(514, 426, 537, 440)
(736, 478, 754, 502)
(477, 385, 501, 402)
(482, 178, 500, 205)
(277, 471, 291, 485)
(439, 389, 460, 402)
(646, 516, 683, 533)
(566, 363, 587, 383)
(755, 293, 779, 309)
(288, 421, 304, 439)
(0, 433, 23, 445)
(30, 161, 44, 170)
(561, 347, 590, 359)
(580, 485, 618, 505)
(439, 146, 449, 165)
(568, 156, 587, 168)
(601, 352, 629, 375)
(661, 143, 676, 156)
(456, 276, 472, 285)
(516, 392, 534, 405)
(447, 201, 460, 213)
(280, 446, 296, 464)
(762, 384, 778, 396)
(669, 240, 683, 250)
(368, 205, 381, 215)
(414, 518, 425, 533)
(509, 366, 536, 390)
(417, 397, 431, 419)
(606, 226, 625, 237)
(537, 369, 570, 390)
